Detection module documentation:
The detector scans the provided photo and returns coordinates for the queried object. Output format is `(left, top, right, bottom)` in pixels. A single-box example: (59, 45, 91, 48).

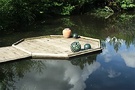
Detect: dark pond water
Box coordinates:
(0, 14, 135, 90)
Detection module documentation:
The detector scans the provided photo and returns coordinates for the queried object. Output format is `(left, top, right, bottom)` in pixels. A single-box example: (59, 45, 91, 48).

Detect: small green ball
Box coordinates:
(72, 33, 79, 38)
(84, 44, 91, 50)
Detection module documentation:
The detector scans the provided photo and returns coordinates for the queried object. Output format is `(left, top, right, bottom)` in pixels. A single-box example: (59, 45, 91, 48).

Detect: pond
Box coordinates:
(0, 14, 135, 90)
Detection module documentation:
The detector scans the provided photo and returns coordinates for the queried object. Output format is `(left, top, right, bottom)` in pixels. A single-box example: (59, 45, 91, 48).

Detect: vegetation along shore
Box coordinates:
(0, 0, 135, 33)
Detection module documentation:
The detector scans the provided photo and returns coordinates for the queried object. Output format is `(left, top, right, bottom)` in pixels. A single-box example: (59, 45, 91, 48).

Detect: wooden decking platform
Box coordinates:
(0, 46, 30, 63)
(0, 35, 102, 63)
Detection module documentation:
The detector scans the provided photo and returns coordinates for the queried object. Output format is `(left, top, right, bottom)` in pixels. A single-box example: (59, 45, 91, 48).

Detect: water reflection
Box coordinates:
(118, 42, 135, 68)
(0, 14, 135, 90)
(102, 36, 135, 69)
(85, 36, 135, 90)
(0, 54, 101, 90)
(0, 59, 45, 90)
(120, 52, 135, 68)
(107, 68, 121, 78)
(70, 54, 99, 69)
(17, 55, 100, 90)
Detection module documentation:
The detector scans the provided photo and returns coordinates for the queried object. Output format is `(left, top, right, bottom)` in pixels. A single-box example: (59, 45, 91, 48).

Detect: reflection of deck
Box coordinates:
(0, 35, 102, 63)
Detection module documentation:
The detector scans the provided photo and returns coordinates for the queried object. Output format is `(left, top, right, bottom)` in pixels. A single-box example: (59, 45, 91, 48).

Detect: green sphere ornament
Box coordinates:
(84, 43, 91, 50)
(70, 42, 81, 52)
(72, 33, 79, 38)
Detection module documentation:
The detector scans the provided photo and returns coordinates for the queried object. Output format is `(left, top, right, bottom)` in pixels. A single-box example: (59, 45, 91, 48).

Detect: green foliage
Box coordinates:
(0, 0, 93, 31)
(60, 18, 75, 27)
(95, 0, 135, 11)
(90, 6, 114, 19)
(0, 0, 135, 32)
(119, 13, 135, 21)
(120, 0, 135, 10)
(61, 4, 75, 15)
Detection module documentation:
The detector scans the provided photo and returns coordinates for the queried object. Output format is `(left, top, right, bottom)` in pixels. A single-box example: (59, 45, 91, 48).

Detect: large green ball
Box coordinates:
(70, 42, 81, 52)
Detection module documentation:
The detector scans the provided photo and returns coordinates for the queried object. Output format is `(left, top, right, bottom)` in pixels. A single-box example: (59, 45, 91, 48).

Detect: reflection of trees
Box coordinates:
(101, 37, 123, 52)
(56, 13, 135, 43)
(69, 53, 98, 69)
(0, 59, 45, 90)
(109, 37, 122, 52)
(102, 36, 135, 52)
(49, 14, 135, 52)
(106, 14, 135, 44)
(100, 14, 135, 51)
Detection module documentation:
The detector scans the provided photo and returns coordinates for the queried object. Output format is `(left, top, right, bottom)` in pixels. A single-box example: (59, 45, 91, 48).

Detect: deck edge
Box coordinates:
(32, 53, 69, 59)
(68, 48, 102, 58)
(12, 44, 32, 55)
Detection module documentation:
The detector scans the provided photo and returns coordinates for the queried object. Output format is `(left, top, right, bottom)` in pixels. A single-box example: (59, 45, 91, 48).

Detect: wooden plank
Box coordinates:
(0, 46, 31, 63)
(35, 38, 73, 52)
(32, 53, 69, 59)
(68, 48, 102, 57)
(14, 39, 67, 54)
(35, 36, 99, 50)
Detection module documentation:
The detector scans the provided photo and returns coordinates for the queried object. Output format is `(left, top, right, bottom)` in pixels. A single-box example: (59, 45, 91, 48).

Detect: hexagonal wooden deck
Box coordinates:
(0, 35, 102, 63)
